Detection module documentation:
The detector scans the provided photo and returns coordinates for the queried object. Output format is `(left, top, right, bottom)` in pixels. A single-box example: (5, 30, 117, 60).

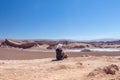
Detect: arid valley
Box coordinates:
(1, 39, 120, 80)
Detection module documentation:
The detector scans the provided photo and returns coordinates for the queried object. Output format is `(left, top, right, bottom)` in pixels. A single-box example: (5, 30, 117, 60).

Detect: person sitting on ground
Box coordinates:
(56, 44, 68, 60)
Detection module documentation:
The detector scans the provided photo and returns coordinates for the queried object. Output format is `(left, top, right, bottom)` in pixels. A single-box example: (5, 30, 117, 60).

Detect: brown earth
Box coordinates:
(0, 48, 120, 60)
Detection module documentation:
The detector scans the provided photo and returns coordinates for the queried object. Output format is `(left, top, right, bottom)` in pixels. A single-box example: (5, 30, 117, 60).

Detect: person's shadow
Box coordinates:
(51, 59, 62, 61)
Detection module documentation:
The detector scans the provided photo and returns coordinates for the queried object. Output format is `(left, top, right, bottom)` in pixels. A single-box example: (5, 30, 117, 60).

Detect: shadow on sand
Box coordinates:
(51, 59, 62, 61)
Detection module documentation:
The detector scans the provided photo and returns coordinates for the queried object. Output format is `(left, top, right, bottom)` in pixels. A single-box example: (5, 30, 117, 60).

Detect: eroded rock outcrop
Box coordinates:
(4, 39, 37, 49)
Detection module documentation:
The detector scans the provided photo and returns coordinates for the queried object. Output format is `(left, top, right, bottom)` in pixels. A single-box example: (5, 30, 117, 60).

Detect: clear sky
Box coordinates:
(0, 0, 120, 40)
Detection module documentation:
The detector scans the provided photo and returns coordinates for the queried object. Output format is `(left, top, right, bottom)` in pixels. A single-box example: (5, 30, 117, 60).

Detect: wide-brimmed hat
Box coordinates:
(56, 44, 62, 49)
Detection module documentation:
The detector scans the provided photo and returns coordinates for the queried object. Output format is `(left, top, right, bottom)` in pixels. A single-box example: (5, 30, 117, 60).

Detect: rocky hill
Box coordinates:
(1, 39, 120, 49)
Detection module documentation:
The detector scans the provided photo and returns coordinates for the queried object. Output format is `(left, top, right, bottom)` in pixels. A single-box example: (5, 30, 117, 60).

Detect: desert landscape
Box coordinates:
(1, 39, 120, 80)
(1, 0, 120, 80)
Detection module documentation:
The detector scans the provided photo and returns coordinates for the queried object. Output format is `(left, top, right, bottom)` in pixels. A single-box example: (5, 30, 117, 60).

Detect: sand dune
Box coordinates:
(1, 56, 120, 80)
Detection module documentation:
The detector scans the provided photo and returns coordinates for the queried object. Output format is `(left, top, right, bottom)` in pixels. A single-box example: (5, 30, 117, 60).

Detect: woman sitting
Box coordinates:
(56, 44, 68, 60)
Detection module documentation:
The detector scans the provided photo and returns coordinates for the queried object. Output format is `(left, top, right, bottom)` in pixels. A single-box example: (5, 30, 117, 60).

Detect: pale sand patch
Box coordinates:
(1, 57, 120, 80)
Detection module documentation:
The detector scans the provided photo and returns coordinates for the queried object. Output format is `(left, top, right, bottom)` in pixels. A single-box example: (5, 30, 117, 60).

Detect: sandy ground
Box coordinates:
(1, 57, 120, 80)
(1, 48, 120, 80)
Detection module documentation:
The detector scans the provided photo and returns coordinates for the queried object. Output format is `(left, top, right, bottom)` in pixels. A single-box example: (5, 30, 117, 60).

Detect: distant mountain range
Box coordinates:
(0, 38, 120, 42)
(92, 38, 120, 42)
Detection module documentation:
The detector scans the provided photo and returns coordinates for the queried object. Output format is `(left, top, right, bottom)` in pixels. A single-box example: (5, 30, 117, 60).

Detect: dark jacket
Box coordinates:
(56, 48, 65, 60)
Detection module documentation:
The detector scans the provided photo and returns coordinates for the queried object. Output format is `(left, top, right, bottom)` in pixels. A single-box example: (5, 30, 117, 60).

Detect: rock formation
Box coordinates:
(4, 39, 36, 49)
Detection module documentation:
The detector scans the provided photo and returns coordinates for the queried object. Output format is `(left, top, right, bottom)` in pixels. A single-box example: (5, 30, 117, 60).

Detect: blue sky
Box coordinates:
(0, 0, 120, 40)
